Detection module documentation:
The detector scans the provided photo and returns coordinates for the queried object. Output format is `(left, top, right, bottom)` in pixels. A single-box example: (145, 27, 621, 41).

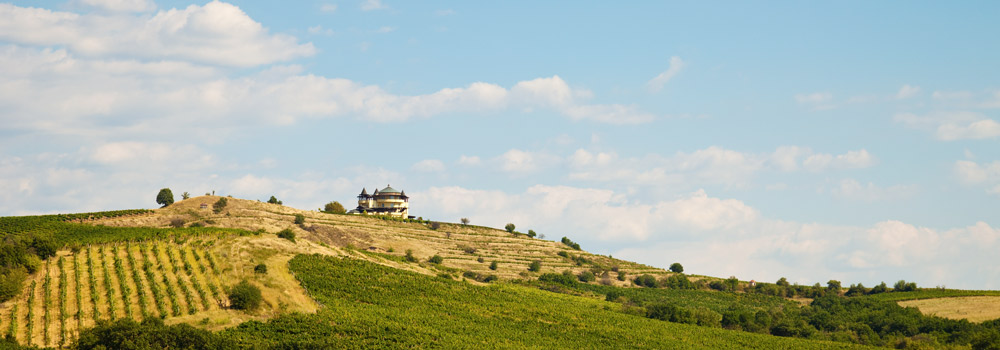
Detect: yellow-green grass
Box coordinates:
(899, 296, 1000, 323)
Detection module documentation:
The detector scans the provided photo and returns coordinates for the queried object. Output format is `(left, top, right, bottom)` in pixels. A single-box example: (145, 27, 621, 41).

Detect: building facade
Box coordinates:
(351, 185, 410, 218)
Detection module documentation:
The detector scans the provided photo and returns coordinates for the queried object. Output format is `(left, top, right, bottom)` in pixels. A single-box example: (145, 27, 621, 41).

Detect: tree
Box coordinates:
(267, 196, 282, 205)
(868, 281, 889, 294)
(404, 249, 417, 262)
(156, 188, 174, 207)
(324, 201, 346, 214)
(228, 280, 262, 310)
(827, 280, 842, 294)
(634, 274, 658, 288)
(505, 223, 516, 233)
(894, 280, 918, 292)
(181, 192, 190, 200)
(527, 229, 537, 238)
(669, 262, 684, 273)
(577, 271, 596, 283)
(528, 260, 541, 272)
(776, 277, 790, 287)
(461, 218, 470, 225)
(212, 197, 227, 213)
(294, 214, 306, 225)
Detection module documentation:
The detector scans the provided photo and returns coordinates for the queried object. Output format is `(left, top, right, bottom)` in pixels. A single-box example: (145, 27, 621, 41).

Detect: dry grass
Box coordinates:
(899, 296, 1000, 323)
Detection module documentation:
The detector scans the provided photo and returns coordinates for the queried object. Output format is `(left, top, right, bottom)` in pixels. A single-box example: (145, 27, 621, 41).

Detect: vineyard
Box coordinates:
(0, 239, 235, 348)
(217, 254, 872, 349)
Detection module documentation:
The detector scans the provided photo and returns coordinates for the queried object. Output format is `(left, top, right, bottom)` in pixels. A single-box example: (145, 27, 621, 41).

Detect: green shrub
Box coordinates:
(294, 214, 305, 225)
(504, 223, 516, 233)
(323, 201, 346, 214)
(277, 229, 295, 243)
(212, 197, 228, 213)
(429, 255, 444, 264)
(228, 280, 262, 311)
(560, 236, 581, 250)
(74, 318, 223, 349)
(539, 272, 577, 286)
(634, 274, 658, 288)
(557, 251, 569, 258)
(254, 264, 267, 274)
(577, 271, 596, 283)
(489, 261, 498, 270)
(476, 256, 485, 263)
(663, 274, 694, 289)
(528, 260, 541, 272)
(404, 249, 417, 262)
(616, 271, 626, 281)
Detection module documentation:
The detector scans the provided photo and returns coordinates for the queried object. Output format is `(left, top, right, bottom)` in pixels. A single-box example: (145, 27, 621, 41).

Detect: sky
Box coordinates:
(1, 0, 999, 289)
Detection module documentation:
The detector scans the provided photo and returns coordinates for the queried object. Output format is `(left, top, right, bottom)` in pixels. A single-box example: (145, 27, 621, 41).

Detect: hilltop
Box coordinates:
(0, 196, 997, 349)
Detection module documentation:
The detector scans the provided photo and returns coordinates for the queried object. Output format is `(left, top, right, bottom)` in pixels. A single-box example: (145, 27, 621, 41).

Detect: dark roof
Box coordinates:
(360, 187, 368, 195)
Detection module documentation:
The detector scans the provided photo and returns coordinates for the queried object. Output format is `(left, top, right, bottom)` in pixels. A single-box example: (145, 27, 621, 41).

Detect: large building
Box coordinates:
(351, 185, 410, 218)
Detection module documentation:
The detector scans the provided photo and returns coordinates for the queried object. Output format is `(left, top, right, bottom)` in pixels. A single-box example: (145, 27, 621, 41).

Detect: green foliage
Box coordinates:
(293, 214, 305, 225)
(488, 261, 498, 270)
(323, 201, 346, 214)
(428, 255, 443, 264)
(228, 280, 262, 311)
(664, 274, 695, 290)
(404, 249, 416, 263)
(277, 229, 295, 243)
(616, 271, 626, 281)
(504, 223, 515, 233)
(669, 262, 684, 273)
(156, 188, 174, 208)
(634, 274, 658, 288)
(73, 317, 230, 350)
(527, 229, 536, 238)
(868, 282, 889, 295)
(538, 272, 578, 286)
(460, 218, 469, 225)
(560, 236, 581, 250)
(527, 260, 541, 272)
(182, 192, 191, 200)
(212, 198, 227, 213)
(267, 196, 282, 205)
(577, 270, 595, 283)
(254, 263, 267, 274)
(894, 280, 918, 292)
(216, 254, 864, 349)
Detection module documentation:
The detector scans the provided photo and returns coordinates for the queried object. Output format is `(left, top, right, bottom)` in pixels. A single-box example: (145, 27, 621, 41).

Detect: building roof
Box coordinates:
(379, 184, 401, 193)
(360, 187, 368, 195)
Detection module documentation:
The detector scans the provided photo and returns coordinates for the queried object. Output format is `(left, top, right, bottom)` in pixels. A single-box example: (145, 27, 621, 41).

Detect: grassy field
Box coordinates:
(899, 296, 1000, 323)
(218, 254, 874, 349)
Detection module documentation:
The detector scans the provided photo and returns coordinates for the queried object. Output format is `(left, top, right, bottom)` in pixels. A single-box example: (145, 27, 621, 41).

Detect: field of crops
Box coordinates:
(218, 254, 873, 349)
(0, 239, 228, 348)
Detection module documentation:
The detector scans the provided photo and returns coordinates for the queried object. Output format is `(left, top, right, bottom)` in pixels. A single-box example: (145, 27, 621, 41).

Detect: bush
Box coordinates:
(504, 223, 516, 234)
(462, 246, 477, 254)
(429, 222, 441, 230)
(267, 196, 282, 205)
(253, 263, 267, 274)
(156, 188, 174, 208)
(212, 197, 227, 213)
(476, 256, 484, 263)
(31, 237, 58, 259)
(617, 271, 626, 281)
(560, 236, 581, 250)
(74, 318, 223, 349)
(527, 229, 537, 238)
(277, 228, 295, 243)
(528, 260, 541, 272)
(577, 270, 596, 283)
(539, 272, 578, 286)
(404, 249, 417, 263)
(169, 218, 185, 228)
(669, 262, 684, 273)
(869, 282, 889, 295)
(323, 201, 346, 214)
(634, 274, 658, 288)
(489, 261, 498, 270)
(294, 214, 305, 225)
(557, 251, 569, 258)
(482, 275, 498, 283)
(460, 218, 469, 225)
(429, 255, 444, 264)
(894, 280, 918, 292)
(228, 280, 262, 311)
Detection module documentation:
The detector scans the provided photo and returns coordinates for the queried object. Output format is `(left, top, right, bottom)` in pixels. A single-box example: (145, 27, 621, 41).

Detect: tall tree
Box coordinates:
(156, 188, 174, 208)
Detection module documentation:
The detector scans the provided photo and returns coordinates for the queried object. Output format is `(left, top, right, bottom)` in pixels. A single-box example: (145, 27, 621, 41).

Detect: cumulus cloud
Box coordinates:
(0, 2, 316, 67)
(954, 160, 1000, 196)
(802, 149, 877, 172)
(895, 111, 1000, 141)
(457, 155, 481, 166)
(646, 56, 684, 92)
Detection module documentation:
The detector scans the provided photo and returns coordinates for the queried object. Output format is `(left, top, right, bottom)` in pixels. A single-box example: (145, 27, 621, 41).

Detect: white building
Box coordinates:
(351, 185, 410, 218)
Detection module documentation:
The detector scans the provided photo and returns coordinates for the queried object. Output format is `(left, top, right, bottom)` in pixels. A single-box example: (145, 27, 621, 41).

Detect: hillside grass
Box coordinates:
(218, 254, 872, 349)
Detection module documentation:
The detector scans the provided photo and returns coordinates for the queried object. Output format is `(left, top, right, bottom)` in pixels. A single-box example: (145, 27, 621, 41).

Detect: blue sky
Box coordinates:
(2, 0, 999, 289)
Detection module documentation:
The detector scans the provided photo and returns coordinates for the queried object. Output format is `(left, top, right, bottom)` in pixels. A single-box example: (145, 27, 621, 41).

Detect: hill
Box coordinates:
(0, 196, 997, 349)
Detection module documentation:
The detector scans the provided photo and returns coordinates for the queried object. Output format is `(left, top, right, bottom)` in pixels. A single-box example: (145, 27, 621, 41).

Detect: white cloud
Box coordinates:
(497, 149, 559, 174)
(77, 0, 156, 12)
(954, 160, 1000, 196)
(320, 4, 338, 13)
(831, 179, 915, 201)
(646, 56, 684, 92)
(360, 0, 387, 11)
(411, 159, 445, 173)
(896, 84, 920, 99)
(895, 111, 1000, 141)
(308, 25, 334, 36)
(457, 155, 481, 166)
(794, 92, 834, 110)
(802, 149, 877, 172)
(0, 2, 316, 67)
